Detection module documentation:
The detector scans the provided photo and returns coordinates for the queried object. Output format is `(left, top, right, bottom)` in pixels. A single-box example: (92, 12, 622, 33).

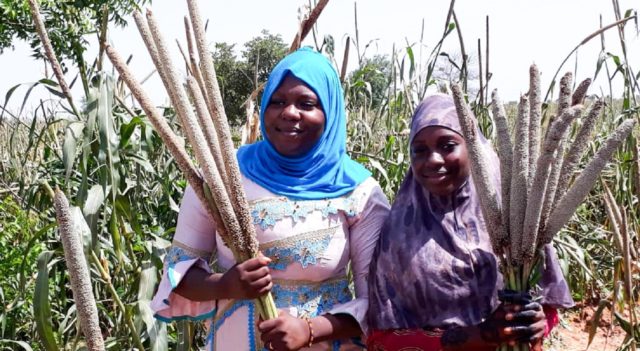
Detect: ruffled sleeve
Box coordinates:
(151, 186, 219, 322)
(325, 179, 390, 334)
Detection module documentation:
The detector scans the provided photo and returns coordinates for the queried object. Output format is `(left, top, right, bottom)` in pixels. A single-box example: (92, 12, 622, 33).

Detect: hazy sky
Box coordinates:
(1, 0, 638, 116)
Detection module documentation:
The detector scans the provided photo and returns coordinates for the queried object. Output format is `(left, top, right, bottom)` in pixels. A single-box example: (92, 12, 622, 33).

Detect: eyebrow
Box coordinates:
(436, 135, 459, 142)
(298, 93, 318, 100)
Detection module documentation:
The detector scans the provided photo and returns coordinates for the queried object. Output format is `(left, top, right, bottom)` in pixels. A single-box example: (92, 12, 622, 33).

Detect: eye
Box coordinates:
(298, 100, 319, 111)
(269, 98, 285, 107)
(411, 145, 428, 156)
(439, 140, 458, 152)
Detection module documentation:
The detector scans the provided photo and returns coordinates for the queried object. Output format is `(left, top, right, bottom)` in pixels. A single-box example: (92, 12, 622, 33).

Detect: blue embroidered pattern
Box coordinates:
(165, 246, 197, 268)
(165, 243, 210, 288)
(165, 241, 210, 268)
(250, 190, 365, 230)
(208, 300, 257, 351)
(271, 277, 352, 319)
(260, 227, 338, 271)
(207, 278, 352, 350)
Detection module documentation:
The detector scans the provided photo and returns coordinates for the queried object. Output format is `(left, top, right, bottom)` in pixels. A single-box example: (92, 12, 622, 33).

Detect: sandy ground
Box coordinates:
(547, 304, 632, 351)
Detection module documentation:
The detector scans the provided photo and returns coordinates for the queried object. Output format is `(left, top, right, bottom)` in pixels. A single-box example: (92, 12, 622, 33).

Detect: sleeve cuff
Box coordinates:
(325, 298, 369, 335)
(151, 249, 217, 322)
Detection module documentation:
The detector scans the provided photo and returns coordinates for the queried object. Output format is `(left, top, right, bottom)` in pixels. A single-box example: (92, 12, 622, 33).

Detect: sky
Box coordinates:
(0, 0, 638, 116)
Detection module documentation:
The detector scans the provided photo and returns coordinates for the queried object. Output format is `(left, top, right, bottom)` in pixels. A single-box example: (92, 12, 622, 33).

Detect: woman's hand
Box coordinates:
(220, 256, 273, 299)
(481, 301, 546, 345)
(258, 310, 311, 351)
(507, 302, 546, 345)
(441, 291, 546, 351)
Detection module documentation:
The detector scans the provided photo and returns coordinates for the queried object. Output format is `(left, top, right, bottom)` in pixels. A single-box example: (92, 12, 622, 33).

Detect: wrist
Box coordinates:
(204, 272, 227, 299)
(302, 316, 314, 347)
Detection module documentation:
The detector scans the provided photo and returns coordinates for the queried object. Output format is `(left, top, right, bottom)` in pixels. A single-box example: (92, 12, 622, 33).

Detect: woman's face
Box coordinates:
(263, 75, 325, 157)
(410, 126, 470, 196)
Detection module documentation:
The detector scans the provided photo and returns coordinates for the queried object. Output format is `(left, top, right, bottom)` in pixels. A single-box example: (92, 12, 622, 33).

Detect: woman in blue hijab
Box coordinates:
(237, 47, 371, 199)
(151, 47, 390, 351)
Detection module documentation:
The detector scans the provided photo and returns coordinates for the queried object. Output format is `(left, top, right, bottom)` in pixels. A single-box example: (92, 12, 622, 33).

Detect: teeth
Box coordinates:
(276, 127, 301, 134)
(425, 173, 447, 178)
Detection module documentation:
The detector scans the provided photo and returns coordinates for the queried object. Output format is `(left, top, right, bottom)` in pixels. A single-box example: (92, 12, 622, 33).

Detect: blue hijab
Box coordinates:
(237, 47, 371, 200)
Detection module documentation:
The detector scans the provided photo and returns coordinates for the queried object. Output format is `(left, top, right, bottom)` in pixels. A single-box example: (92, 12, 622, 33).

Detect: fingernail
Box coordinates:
(505, 313, 513, 321)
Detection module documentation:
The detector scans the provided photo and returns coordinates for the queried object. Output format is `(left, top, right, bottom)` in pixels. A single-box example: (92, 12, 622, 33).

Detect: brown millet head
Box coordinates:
(54, 189, 105, 351)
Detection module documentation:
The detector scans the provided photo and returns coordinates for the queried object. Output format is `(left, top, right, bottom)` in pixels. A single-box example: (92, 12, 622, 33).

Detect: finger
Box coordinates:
(258, 319, 279, 334)
(240, 256, 272, 270)
(523, 302, 543, 311)
(499, 290, 532, 305)
(503, 304, 523, 315)
(507, 310, 544, 322)
(245, 266, 271, 280)
(258, 281, 274, 295)
(504, 325, 535, 339)
(261, 327, 285, 345)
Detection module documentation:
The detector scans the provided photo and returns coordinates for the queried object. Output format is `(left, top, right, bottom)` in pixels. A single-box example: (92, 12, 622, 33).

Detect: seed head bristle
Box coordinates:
(555, 100, 604, 200)
(491, 89, 513, 246)
(509, 94, 530, 263)
(528, 64, 542, 185)
(521, 106, 582, 260)
(187, 0, 259, 257)
(452, 84, 503, 254)
(54, 190, 105, 351)
(557, 72, 573, 115)
(543, 119, 636, 243)
(571, 78, 592, 106)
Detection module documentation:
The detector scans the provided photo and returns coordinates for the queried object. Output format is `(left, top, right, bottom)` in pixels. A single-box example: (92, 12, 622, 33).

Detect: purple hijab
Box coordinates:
(367, 94, 573, 330)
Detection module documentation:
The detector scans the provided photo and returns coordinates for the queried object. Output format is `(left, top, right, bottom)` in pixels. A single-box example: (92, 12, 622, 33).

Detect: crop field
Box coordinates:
(0, 0, 638, 350)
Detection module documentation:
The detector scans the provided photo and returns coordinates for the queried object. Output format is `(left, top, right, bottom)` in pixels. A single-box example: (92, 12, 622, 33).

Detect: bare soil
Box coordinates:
(547, 304, 630, 351)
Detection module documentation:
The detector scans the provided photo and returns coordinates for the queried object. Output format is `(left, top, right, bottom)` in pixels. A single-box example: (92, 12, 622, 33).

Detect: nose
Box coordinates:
(280, 103, 301, 121)
(426, 152, 445, 167)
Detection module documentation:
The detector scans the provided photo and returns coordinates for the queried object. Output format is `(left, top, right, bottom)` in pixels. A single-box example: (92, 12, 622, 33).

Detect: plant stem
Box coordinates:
(90, 252, 145, 350)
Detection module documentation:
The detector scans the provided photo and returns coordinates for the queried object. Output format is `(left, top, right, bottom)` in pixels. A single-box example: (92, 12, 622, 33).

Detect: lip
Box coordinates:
(276, 126, 303, 136)
(421, 172, 450, 182)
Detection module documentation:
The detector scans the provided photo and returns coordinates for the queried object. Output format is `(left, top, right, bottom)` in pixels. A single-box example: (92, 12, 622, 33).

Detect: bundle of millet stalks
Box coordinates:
(105, 0, 285, 318)
(451, 65, 635, 327)
(104, 0, 331, 321)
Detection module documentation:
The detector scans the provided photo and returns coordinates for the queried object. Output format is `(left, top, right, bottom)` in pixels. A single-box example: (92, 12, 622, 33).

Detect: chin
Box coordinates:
(423, 184, 455, 197)
(275, 146, 304, 157)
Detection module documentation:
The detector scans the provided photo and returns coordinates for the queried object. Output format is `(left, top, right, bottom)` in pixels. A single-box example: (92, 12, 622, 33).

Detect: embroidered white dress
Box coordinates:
(151, 175, 390, 350)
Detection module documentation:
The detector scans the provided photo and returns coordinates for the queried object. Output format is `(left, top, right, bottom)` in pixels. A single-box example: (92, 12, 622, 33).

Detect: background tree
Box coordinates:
(213, 30, 287, 125)
(0, 0, 146, 93)
(346, 54, 392, 110)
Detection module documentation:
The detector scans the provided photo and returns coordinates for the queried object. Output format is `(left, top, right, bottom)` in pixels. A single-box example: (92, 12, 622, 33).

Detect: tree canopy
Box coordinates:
(0, 0, 146, 70)
(213, 30, 287, 125)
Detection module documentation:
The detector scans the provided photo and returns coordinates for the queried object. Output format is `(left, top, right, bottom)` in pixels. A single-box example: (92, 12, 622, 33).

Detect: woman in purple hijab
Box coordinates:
(367, 94, 573, 350)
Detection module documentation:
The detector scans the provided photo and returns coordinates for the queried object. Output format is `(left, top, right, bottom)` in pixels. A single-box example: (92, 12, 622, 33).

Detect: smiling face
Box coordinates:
(410, 126, 470, 196)
(263, 75, 326, 157)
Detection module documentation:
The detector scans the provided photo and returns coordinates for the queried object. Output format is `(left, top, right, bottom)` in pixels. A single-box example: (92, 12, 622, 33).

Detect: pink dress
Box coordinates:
(151, 175, 390, 350)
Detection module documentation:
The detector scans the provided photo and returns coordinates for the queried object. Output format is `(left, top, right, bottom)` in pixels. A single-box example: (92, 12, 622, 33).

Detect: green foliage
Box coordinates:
(0, 195, 53, 345)
(346, 54, 392, 110)
(1, 0, 639, 348)
(213, 30, 287, 125)
(0, 0, 146, 75)
(241, 30, 288, 85)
